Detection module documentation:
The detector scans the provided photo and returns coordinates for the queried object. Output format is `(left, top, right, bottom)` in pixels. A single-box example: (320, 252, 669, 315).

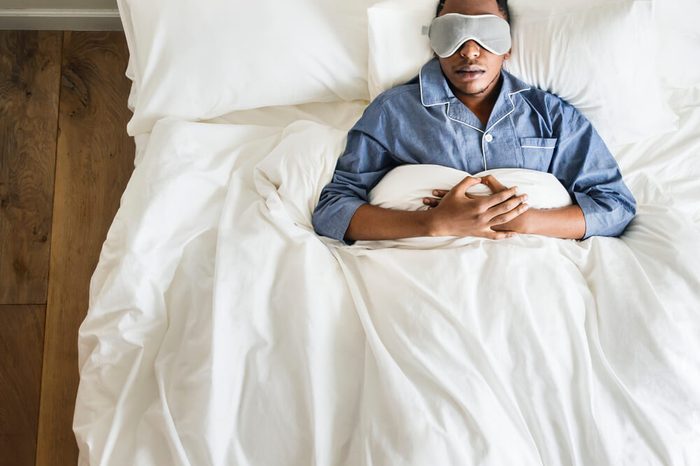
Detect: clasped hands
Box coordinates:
(422, 175, 531, 239)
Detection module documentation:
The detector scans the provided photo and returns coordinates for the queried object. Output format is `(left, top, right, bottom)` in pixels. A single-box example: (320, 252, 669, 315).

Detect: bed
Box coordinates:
(73, 0, 700, 465)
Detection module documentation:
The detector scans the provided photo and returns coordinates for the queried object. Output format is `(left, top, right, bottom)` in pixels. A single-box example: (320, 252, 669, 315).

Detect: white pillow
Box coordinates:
(117, 0, 380, 136)
(367, 0, 678, 148)
(507, 0, 625, 14)
(367, 0, 436, 101)
(510, 0, 700, 90)
(365, 165, 573, 249)
(369, 165, 572, 211)
(654, 0, 700, 89)
(117, 0, 138, 112)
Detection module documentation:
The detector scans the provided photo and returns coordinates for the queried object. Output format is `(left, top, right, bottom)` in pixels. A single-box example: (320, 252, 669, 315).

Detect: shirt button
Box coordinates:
(484, 133, 494, 143)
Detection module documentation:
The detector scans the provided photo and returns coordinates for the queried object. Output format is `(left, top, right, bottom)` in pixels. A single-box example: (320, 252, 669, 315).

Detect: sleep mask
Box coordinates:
(427, 13, 511, 57)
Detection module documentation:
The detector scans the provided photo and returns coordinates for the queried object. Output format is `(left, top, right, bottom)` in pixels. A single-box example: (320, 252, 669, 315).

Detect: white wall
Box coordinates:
(0, 0, 115, 8)
(0, 0, 121, 30)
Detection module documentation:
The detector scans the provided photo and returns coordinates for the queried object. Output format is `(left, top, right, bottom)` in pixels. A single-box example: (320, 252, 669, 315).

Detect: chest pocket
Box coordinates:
(520, 137, 557, 171)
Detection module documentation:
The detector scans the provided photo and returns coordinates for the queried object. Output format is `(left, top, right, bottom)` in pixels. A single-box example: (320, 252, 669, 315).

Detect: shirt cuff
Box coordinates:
(313, 197, 367, 245)
(573, 191, 633, 239)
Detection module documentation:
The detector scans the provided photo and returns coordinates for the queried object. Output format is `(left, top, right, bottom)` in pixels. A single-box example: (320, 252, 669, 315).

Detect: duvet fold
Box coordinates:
(75, 116, 700, 466)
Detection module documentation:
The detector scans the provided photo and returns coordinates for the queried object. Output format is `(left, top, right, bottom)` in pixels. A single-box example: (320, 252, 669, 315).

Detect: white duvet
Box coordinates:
(76, 99, 700, 465)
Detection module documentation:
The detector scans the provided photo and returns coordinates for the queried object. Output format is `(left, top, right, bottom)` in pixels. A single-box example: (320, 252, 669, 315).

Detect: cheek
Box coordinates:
(483, 56, 505, 76)
(487, 53, 505, 67)
(439, 55, 460, 68)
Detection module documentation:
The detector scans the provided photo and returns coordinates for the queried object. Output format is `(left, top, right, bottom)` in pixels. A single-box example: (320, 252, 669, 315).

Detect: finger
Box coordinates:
(453, 176, 482, 194)
(482, 186, 519, 209)
(432, 189, 448, 198)
(489, 203, 530, 226)
(486, 230, 518, 240)
(487, 194, 528, 218)
(422, 197, 441, 207)
(481, 175, 509, 193)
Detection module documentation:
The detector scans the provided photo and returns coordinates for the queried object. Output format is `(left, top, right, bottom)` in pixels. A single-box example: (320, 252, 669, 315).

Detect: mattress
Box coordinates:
(76, 1, 700, 463)
(74, 85, 700, 465)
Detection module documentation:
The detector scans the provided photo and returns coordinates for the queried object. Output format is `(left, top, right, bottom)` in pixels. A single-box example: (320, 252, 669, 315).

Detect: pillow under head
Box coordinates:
(367, 0, 678, 149)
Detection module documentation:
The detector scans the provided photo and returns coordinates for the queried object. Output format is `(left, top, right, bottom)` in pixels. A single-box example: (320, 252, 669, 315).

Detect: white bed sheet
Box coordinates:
(75, 87, 700, 465)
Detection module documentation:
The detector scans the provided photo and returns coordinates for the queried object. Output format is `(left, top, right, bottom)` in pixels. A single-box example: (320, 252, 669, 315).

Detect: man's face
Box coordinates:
(437, 0, 511, 99)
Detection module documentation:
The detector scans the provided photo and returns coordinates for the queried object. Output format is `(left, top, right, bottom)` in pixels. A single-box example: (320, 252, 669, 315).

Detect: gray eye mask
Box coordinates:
(427, 13, 511, 57)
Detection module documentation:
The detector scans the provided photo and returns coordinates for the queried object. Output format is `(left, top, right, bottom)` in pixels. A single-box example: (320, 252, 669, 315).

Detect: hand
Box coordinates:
(423, 175, 530, 239)
(491, 209, 533, 233)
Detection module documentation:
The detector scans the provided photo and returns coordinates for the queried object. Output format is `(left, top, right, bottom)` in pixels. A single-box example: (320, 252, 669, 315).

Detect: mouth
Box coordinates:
(455, 65, 486, 81)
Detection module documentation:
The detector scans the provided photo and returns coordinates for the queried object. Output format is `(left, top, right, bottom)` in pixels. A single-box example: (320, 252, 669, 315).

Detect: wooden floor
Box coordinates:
(0, 31, 134, 466)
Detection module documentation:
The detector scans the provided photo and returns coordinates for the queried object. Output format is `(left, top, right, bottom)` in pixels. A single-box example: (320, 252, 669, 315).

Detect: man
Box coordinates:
(312, 0, 636, 244)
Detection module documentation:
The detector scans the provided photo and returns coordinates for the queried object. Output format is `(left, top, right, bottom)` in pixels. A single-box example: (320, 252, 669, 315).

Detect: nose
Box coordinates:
(458, 40, 481, 59)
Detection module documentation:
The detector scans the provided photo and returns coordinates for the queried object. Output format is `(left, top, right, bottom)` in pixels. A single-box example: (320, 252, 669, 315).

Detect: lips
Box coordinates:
(454, 64, 486, 81)
(456, 65, 486, 73)
(455, 67, 485, 82)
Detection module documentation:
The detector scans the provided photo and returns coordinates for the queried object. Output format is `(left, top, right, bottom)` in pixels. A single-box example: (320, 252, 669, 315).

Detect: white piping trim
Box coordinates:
(419, 64, 532, 170)
(481, 87, 530, 170)
(419, 66, 484, 134)
(485, 87, 530, 135)
(419, 64, 450, 108)
(446, 105, 484, 132)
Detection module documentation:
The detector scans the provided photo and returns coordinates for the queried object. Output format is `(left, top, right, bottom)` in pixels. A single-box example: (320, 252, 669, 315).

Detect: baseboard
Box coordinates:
(0, 9, 122, 31)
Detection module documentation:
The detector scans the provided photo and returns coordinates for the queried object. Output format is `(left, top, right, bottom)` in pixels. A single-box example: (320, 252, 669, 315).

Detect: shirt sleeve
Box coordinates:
(550, 103, 637, 238)
(312, 105, 398, 244)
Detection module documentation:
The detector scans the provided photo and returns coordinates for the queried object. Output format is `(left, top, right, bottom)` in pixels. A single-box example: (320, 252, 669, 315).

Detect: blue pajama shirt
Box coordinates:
(312, 57, 637, 244)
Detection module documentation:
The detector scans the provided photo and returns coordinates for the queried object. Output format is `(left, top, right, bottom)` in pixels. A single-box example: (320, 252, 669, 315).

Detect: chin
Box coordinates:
(459, 74, 498, 95)
(459, 82, 489, 96)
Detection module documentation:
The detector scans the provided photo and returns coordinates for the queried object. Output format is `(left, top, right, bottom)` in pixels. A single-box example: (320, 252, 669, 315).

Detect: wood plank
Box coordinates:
(0, 31, 62, 305)
(36, 31, 134, 466)
(0, 305, 45, 466)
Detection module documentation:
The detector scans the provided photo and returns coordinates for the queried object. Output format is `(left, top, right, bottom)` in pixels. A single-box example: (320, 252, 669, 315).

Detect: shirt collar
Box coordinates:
(419, 57, 531, 131)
